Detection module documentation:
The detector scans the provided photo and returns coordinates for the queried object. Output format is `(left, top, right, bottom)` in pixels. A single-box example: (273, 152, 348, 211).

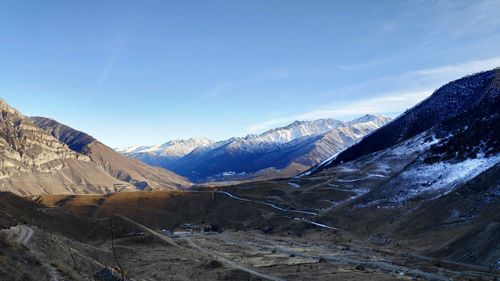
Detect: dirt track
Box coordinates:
(1, 225, 35, 245)
(114, 214, 286, 281)
(110, 215, 500, 280)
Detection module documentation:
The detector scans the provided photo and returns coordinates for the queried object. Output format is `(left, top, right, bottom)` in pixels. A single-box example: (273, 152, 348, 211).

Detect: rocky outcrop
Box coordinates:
(0, 100, 86, 171)
(0, 99, 135, 195)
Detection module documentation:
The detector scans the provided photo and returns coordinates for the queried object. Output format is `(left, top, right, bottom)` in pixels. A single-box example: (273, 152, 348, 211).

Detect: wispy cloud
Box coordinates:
(410, 56, 500, 77)
(446, 0, 500, 38)
(246, 56, 500, 134)
(204, 68, 288, 98)
(379, 0, 500, 39)
(246, 90, 431, 133)
(98, 53, 118, 89)
(337, 58, 392, 71)
(97, 35, 127, 89)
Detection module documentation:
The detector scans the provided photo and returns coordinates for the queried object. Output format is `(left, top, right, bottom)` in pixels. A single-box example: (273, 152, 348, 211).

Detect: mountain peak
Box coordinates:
(347, 114, 391, 127)
(121, 137, 215, 158)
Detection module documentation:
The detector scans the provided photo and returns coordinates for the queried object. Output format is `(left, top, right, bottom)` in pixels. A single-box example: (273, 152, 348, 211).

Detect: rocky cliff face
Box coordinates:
(0, 99, 136, 195)
(0, 100, 87, 174)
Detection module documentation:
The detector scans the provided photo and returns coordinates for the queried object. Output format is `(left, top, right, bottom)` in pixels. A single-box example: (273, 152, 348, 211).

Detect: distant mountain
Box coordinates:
(119, 138, 214, 157)
(118, 138, 214, 168)
(30, 117, 190, 191)
(121, 115, 391, 182)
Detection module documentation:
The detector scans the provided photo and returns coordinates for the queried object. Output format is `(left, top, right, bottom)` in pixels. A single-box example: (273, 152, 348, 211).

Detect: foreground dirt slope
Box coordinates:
(39, 188, 498, 280)
(11, 191, 495, 281)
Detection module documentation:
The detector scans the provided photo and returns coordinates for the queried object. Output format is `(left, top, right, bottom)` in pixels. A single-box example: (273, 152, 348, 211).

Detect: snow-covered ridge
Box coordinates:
(119, 114, 391, 158)
(297, 115, 393, 177)
(118, 138, 214, 158)
(212, 114, 391, 153)
(243, 114, 389, 145)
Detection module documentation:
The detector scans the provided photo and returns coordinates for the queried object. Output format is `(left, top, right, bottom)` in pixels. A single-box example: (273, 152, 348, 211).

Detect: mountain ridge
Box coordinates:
(121, 114, 391, 182)
(0, 99, 137, 195)
(30, 116, 190, 191)
(304, 68, 500, 175)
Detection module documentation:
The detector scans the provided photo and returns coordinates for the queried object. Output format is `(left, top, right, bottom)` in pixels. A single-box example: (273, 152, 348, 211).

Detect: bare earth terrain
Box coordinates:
(28, 186, 499, 281)
(3, 214, 497, 281)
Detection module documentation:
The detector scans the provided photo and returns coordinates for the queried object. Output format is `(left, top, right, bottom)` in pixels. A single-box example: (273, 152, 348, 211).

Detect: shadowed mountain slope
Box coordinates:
(30, 116, 190, 190)
(307, 68, 499, 175)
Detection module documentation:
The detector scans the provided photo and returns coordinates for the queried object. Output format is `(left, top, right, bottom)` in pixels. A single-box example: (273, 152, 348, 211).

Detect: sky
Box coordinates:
(1, 0, 500, 148)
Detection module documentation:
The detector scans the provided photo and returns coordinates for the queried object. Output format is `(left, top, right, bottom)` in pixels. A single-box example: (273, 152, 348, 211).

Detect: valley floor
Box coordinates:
(1, 218, 498, 281)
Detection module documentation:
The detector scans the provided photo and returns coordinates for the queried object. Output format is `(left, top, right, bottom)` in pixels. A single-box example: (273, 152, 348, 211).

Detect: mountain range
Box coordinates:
(120, 114, 391, 182)
(0, 69, 499, 280)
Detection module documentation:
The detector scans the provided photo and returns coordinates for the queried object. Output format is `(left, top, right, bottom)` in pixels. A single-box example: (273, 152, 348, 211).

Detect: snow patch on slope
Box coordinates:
(394, 154, 500, 203)
(397, 155, 500, 202)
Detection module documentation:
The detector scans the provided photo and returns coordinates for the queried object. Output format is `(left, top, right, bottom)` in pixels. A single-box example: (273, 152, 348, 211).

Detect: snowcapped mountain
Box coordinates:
(303, 68, 500, 208)
(119, 138, 214, 158)
(307, 69, 500, 176)
(345, 114, 392, 129)
(120, 114, 390, 182)
(243, 118, 345, 144)
(120, 119, 349, 158)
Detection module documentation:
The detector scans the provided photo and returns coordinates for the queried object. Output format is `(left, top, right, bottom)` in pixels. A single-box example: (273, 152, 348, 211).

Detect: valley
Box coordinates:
(10, 172, 499, 281)
(3, 1, 500, 280)
(1, 69, 499, 280)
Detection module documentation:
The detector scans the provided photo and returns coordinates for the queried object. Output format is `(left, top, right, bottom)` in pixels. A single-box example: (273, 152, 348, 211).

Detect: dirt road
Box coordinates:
(0, 225, 34, 245)
(186, 237, 286, 281)
(115, 214, 286, 281)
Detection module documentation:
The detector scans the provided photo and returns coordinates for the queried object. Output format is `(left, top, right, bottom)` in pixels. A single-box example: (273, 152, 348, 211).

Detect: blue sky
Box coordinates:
(1, 0, 500, 148)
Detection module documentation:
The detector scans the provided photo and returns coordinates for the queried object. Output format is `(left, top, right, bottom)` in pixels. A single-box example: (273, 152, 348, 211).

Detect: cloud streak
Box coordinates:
(410, 56, 500, 78)
(246, 56, 500, 134)
(97, 34, 127, 89)
(337, 58, 392, 71)
(98, 53, 118, 89)
(246, 90, 431, 133)
(203, 69, 289, 98)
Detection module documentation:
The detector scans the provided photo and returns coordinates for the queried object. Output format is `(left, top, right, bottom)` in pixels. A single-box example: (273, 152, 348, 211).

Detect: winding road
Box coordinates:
(214, 191, 342, 230)
(0, 225, 63, 281)
(215, 191, 319, 216)
(0, 225, 34, 246)
(16, 225, 34, 245)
